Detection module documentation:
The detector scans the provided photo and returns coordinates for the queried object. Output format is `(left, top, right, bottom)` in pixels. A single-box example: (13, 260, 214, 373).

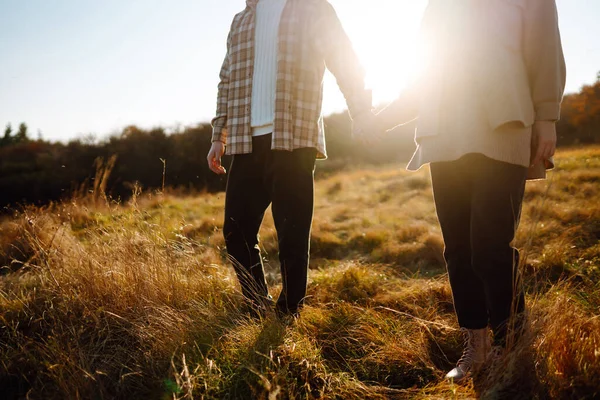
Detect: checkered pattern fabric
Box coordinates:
(211, 0, 371, 159)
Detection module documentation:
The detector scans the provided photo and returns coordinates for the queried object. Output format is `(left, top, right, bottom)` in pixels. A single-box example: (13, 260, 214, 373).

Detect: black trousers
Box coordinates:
(223, 134, 317, 314)
(430, 154, 527, 345)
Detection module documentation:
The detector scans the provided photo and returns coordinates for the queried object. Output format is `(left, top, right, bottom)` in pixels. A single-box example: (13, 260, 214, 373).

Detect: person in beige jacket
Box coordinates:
(376, 0, 566, 381)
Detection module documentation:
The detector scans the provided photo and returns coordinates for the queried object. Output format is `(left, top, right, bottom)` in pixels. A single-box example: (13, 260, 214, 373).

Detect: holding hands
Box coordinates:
(351, 110, 386, 145)
(352, 85, 420, 145)
(351, 91, 420, 145)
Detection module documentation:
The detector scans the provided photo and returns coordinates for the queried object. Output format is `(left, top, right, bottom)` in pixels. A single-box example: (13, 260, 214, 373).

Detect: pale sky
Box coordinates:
(0, 0, 599, 142)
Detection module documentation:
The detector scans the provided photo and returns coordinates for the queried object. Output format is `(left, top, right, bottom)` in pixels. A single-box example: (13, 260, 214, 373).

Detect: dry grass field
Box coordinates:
(1, 146, 599, 399)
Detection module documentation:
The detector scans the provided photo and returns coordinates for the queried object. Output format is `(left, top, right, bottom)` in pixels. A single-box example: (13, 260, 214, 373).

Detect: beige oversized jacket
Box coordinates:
(381, 0, 566, 176)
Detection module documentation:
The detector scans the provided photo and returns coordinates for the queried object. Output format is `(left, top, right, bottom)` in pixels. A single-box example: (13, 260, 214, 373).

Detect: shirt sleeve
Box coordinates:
(314, 2, 372, 120)
(524, 0, 567, 122)
(210, 24, 233, 144)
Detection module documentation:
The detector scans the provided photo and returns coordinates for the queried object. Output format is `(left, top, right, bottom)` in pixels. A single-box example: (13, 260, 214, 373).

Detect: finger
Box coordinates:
(547, 143, 556, 158)
(216, 161, 226, 174)
(532, 143, 545, 166)
(208, 155, 222, 174)
(209, 163, 220, 174)
(540, 142, 553, 163)
(539, 141, 552, 158)
(214, 158, 227, 175)
(212, 158, 222, 171)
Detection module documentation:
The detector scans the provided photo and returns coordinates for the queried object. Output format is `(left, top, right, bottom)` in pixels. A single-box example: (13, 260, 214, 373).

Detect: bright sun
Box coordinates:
(324, 0, 428, 112)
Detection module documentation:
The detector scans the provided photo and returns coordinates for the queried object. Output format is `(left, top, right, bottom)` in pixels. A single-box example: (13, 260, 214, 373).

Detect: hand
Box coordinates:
(531, 121, 557, 167)
(352, 111, 383, 145)
(207, 141, 226, 175)
(375, 88, 419, 132)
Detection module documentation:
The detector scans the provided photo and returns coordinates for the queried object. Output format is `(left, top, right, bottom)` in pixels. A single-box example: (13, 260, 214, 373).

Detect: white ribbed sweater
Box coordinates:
(251, 0, 287, 136)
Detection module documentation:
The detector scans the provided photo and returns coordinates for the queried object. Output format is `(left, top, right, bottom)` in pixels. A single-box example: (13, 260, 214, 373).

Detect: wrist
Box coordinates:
(535, 102, 561, 122)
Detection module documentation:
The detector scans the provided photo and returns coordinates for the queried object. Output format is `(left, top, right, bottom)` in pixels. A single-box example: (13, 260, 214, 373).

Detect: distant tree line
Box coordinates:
(1, 74, 599, 208)
(0, 115, 416, 208)
(1, 123, 31, 147)
(0, 124, 226, 208)
(557, 72, 600, 145)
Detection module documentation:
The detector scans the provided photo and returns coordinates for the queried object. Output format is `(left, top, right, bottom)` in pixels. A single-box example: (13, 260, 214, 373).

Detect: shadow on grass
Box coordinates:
(221, 318, 288, 398)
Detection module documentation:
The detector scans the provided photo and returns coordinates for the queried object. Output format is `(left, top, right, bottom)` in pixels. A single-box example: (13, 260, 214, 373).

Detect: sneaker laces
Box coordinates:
(456, 328, 477, 370)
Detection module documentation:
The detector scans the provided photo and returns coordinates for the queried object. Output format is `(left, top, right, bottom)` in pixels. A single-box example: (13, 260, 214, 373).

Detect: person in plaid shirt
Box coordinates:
(207, 0, 376, 317)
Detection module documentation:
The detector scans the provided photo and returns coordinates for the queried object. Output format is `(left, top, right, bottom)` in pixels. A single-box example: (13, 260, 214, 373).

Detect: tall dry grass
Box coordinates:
(1, 146, 599, 399)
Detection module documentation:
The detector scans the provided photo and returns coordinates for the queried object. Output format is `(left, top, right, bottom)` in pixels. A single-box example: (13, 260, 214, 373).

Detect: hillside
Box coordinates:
(1, 146, 599, 399)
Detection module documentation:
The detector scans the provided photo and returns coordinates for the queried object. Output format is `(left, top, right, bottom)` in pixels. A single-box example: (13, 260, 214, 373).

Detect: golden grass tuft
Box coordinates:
(533, 291, 600, 398)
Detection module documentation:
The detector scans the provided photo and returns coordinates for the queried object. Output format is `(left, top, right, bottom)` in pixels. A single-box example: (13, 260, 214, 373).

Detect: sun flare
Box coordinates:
(324, 0, 428, 111)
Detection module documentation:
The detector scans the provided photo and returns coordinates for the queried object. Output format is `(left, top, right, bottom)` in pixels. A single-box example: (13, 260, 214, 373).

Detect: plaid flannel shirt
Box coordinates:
(211, 0, 372, 159)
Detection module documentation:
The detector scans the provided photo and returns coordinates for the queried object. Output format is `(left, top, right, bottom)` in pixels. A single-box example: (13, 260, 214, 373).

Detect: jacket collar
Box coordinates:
(246, 0, 259, 9)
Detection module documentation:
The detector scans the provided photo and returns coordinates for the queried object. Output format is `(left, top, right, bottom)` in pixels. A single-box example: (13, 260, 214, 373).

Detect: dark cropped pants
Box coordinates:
(223, 134, 317, 315)
(430, 153, 527, 345)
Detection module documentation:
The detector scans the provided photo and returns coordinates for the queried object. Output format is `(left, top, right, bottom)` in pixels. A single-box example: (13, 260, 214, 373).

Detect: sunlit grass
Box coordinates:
(1, 146, 599, 399)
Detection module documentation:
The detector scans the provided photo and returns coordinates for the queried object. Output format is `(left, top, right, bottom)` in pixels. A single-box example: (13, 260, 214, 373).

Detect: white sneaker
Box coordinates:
(446, 327, 492, 382)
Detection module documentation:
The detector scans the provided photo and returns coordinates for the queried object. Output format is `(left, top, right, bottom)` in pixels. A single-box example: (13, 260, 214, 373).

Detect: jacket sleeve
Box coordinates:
(210, 24, 234, 144)
(524, 0, 566, 121)
(315, 2, 372, 119)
